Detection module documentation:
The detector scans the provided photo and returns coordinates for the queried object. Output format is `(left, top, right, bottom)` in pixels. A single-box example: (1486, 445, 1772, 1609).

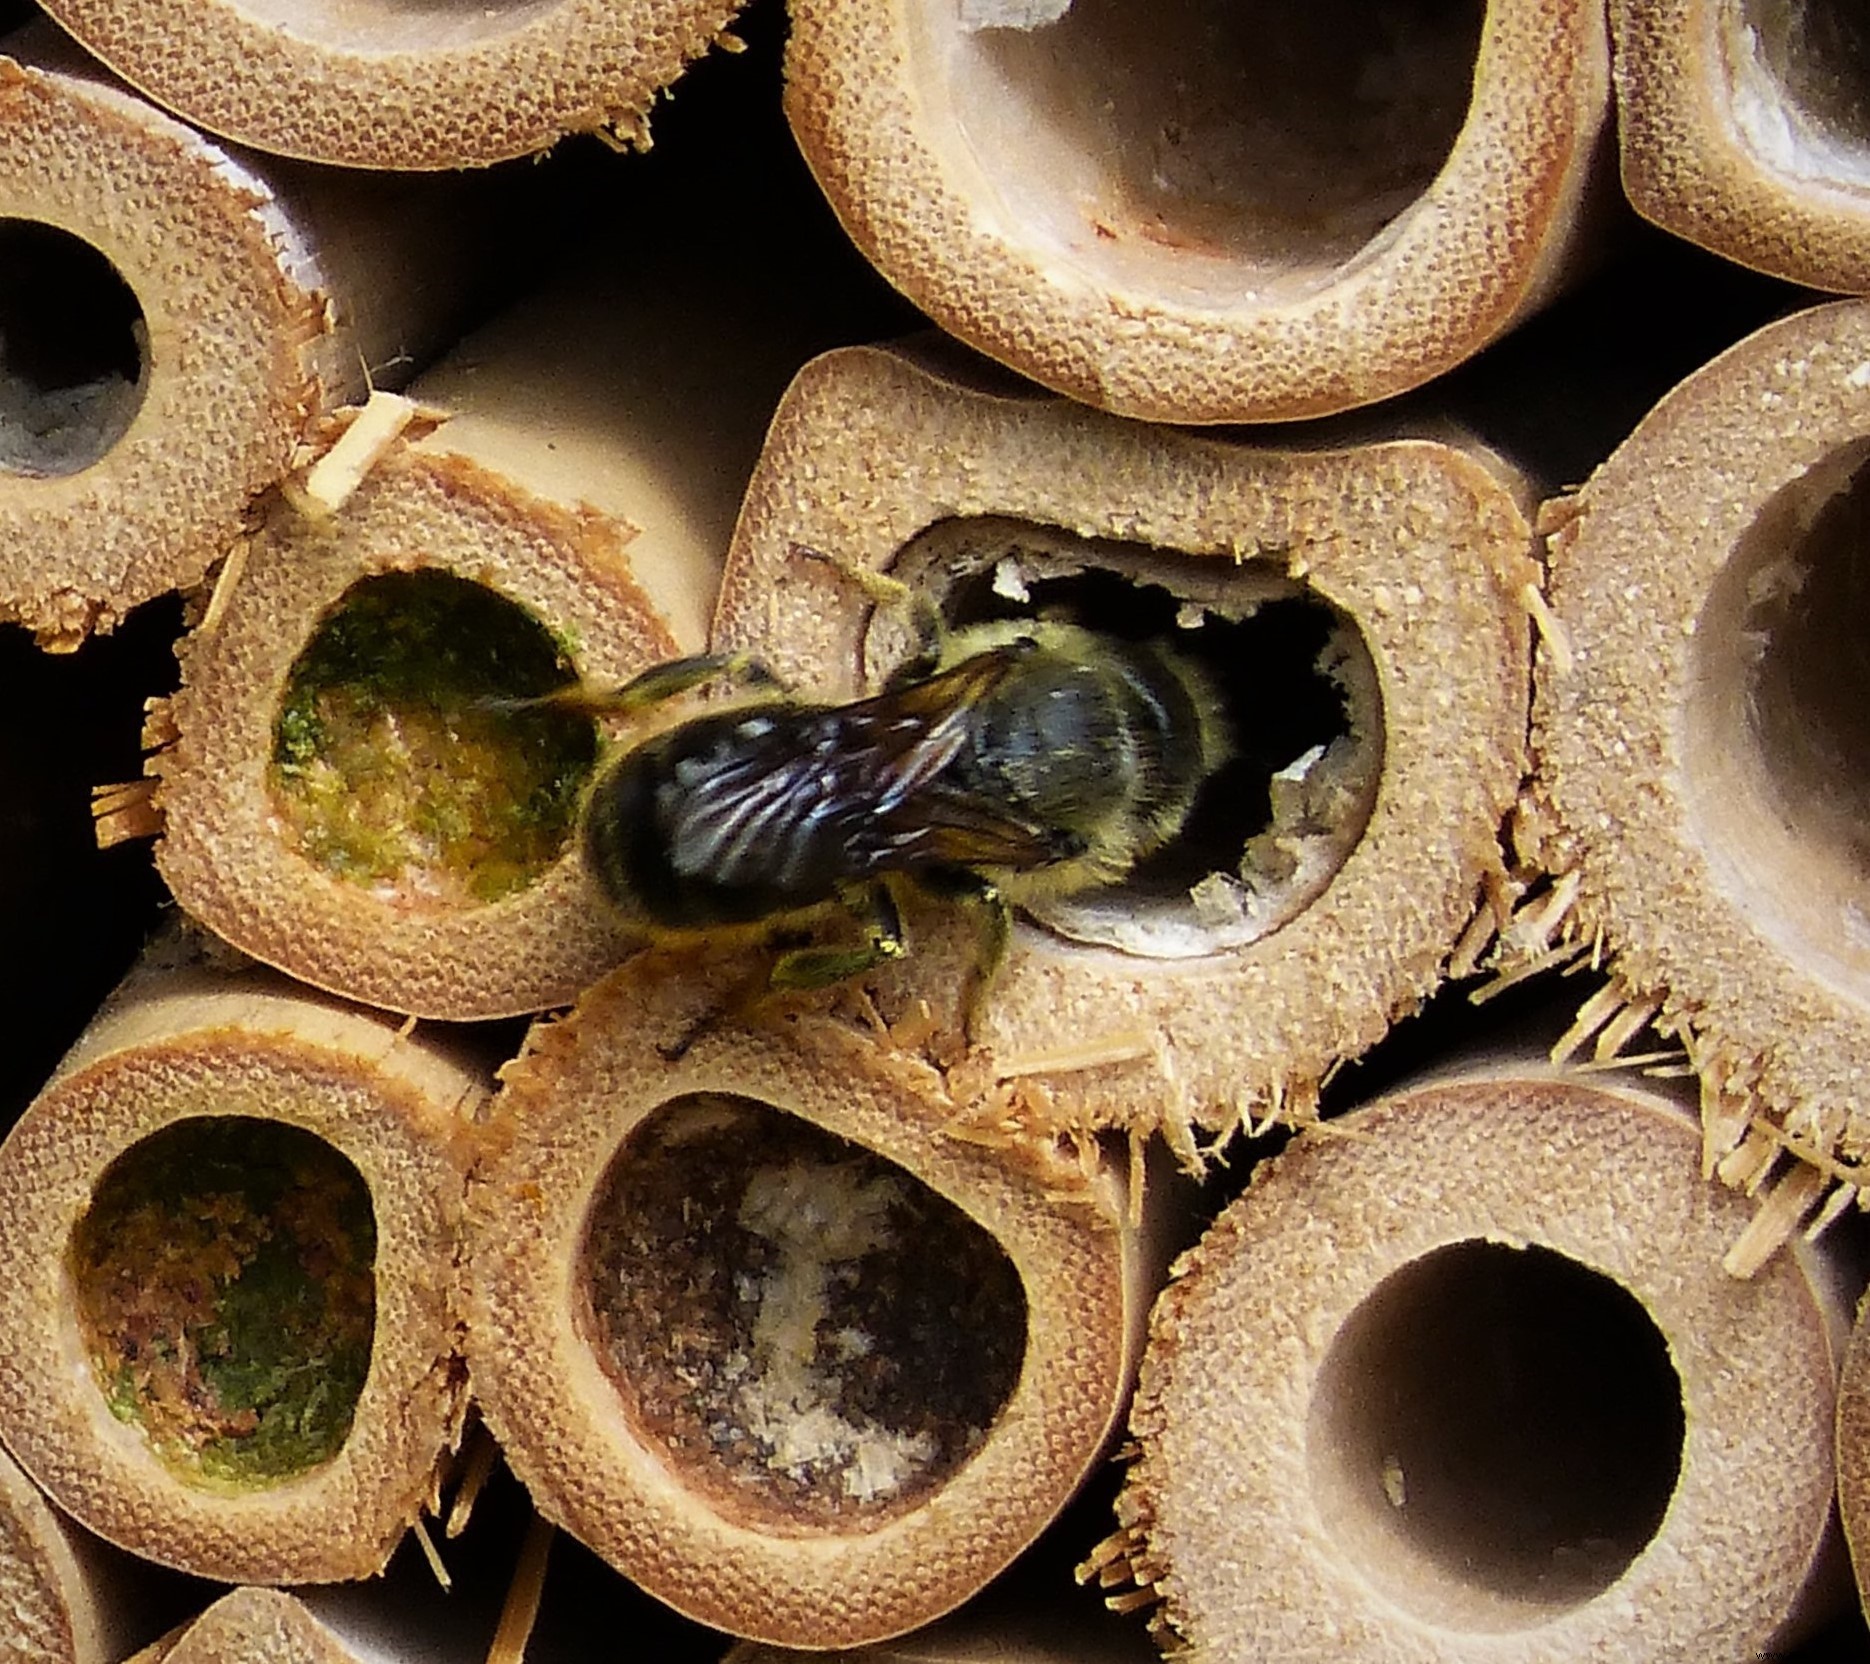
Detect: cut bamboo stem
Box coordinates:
(465, 950, 1167, 1649)
(709, 341, 1537, 1146)
(0, 943, 488, 1584)
(1530, 298, 1870, 1185)
(784, 0, 1613, 422)
(148, 250, 802, 1019)
(1111, 1056, 1852, 1661)
(34, 0, 746, 170)
(127, 1590, 362, 1664)
(1836, 1290, 1870, 1621)
(0, 23, 528, 646)
(0, 1444, 156, 1664)
(1612, 0, 1870, 292)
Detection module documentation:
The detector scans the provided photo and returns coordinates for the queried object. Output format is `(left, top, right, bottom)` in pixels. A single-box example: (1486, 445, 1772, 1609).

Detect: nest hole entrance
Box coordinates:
(580, 1094, 1029, 1532)
(881, 525, 1383, 958)
(69, 1116, 377, 1490)
(1729, 1, 1870, 186)
(224, 0, 556, 53)
(936, 0, 1484, 305)
(269, 570, 598, 911)
(0, 221, 146, 479)
(1307, 1239, 1684, 1632)
(1685, 441, 1870, 1002)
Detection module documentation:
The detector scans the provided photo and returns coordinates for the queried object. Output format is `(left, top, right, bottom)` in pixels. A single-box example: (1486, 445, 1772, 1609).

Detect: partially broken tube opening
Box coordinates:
(1685, 442, 1870, 998)
(69, 1116, 377, 1490)
(579, 1094, 1029, 1531)
(941, 0, 1484, 302)
(1307, 1239, 1684, 1631)
(1728, 1, 1870, 185)
(269, 569, 599, 909)
(0, 220, 146, 478)
(888, 525, 1383, 957)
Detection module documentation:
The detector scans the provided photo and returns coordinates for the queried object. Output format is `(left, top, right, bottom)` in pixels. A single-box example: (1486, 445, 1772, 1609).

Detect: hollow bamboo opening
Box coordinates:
(579, 1092, 1028, 1531)
(943, 0, 1484, 306)
(70, 1116, 376, 1492)
(883, 517, 1384, 957)
(1726, 1, 1870, 185)
(1684, 441, 1870, 1000)
(0, 219, 145, 479)
(1308, 1239, 1683, 1630)
(269, 570, 598, 911)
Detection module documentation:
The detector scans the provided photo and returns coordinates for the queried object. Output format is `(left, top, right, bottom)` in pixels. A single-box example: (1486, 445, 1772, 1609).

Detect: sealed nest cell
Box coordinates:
(0, 956, 485, 1583)
(466, 954, 1159, 1649)
(710, 343, 1537, 1144)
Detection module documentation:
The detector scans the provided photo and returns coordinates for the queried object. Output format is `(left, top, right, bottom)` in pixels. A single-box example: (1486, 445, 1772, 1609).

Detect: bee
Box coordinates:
(577, 561, 1233, 1013)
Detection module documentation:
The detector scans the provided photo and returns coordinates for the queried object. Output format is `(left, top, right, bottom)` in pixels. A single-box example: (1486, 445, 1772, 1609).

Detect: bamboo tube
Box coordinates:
(721, 1596, 1156, 1663)
(0, 1443, 152, 1664)
(782, 0, 1614, 423)
(1529, 298, 1870, 1195)
(128, 1590, 361, 1664)
(33, 0, 745, 171)
(0, 945, 488, 1584)
(465, 950, 1167, 1650)
(1105, 1057, 1852, 1662)
(1612, 0, 1870, 293)
(709, 341, 1537, 1150)
(146, 246, 807, 1019)
(1838, 1292, 1870, 1622)
(0, 22, 525, 648)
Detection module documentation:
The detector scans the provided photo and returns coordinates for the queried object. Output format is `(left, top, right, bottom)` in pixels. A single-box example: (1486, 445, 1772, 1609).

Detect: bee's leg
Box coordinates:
(592, 650, 789, 716)
(914, 868, 1012, 1040)
(767, 882, 908, 991)
(790, 543, 946, 668)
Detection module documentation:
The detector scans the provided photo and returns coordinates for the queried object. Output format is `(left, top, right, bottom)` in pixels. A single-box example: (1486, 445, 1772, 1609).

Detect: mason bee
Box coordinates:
(578, 565, 1232, 1005)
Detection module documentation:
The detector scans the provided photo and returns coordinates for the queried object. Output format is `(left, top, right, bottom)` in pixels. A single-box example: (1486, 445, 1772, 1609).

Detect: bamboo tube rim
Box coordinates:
(711, 343, 1536, 1141)
(467, 954, 1144, 1648)
(33, 0, 747, 169)
(0, 967, 482, 1584)
(784, 0, 1611, 422)
(1117, 1065, 1845, 1660)
(0, 43, 325, 645)
(1612, 0, 1870, 292)
(1532, 298, 1870, 1173)
(153, 432, 678, 1020)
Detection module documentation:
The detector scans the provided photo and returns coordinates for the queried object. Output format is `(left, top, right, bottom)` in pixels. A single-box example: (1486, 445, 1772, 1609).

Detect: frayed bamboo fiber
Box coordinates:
(1529, 298, 1870, 1184)
(1612, 0, 1870, 292)
(0, 1444, 152, 1664)
(34, 0, 745, 170)
(783, 0, 1613, 423)
(127, 1590, 360, 1664)
(0, 23, 526, 647)
(1110, 1057, 1852, 1662)
(0, 944, 488, 1584)
(465, 951, 1168, 1649)
(709, 341, 1537, 1147)
(148, 252, 799, 1019)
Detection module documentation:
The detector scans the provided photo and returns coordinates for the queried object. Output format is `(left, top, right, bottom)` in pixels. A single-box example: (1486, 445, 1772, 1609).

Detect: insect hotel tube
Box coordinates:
(465, 951, 1170, 1650)
(32, 0, 745, 171)
(709, 342, 1537, 1149)
(0, 949, 487, 1585)
(129, 1590, 364, 1664)
(1102, 1055, 1854, 1664)
(782, 0, 1613, 424)
(1530, 297, 1870, 1238)
(1611, 0, 1870, 293)
(0, 1442, 158, 1664)
(0, 24, 528, 648)
(146, 246, 811, 1020)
